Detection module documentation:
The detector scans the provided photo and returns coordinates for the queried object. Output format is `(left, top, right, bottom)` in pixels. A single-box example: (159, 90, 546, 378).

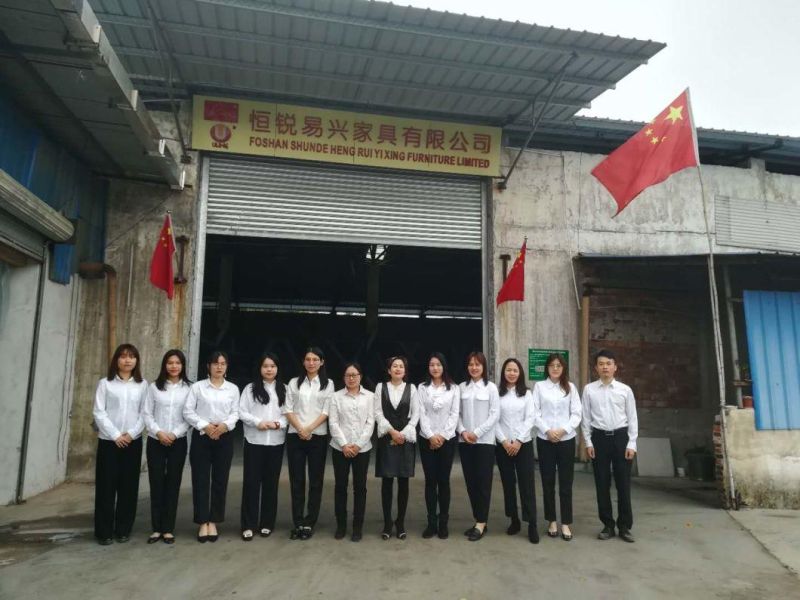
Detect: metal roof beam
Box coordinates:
(98, 13, 617, 90)
(49, 0, 185, 189)
(120, 46, 589, 109)
(191, 0, 658, 63)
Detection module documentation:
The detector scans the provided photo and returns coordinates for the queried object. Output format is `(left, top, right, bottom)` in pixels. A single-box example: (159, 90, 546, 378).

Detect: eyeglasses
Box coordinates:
(345, 373, 361, 379)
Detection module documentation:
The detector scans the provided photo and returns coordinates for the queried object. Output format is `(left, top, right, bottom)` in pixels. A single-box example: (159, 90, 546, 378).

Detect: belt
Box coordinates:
(591, 427, 628, 436)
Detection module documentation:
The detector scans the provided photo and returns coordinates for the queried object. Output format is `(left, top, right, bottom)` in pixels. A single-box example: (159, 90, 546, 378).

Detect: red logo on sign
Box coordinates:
(210, 124, 232, 148)
(204, 100, 239, 123)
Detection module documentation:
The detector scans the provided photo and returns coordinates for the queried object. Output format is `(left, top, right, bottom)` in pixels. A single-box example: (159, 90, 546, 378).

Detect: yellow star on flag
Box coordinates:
(650, 136, 660, 145)
(665, 105, 684, 124)
(645, 128, 653, 136)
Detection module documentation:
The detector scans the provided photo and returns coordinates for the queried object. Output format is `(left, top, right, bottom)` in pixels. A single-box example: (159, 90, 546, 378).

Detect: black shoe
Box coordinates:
(598, 526, 616, 540)
(529, 524, 540, 544)
(299, 526, 313, 540)
(467, 525, 486, 541)
(98, 538, 113, 546)
(382, 521, 393, 540)
(147, 533, 162, 544)
(115, 535, 130, 544)
(437, 522, 449, 539)
(395, 520, 406, 540)
(289, 528, 300, 540)
(241, 530, 254, 541)
(506, 518, 521, 535)
(207, 534, 218, 543)
(259, 528, 272, 538)
(422, 516, 438, 539)
(547, 522, 559, 537)
(619, 529, 635, 543)
(334, 524, 346, 540)
(464, 526, 476, 536)
(351, 528, 363, 542)
(197, 534, 208, 543)
(561, 526, 573, 541)
(163, 535, 175, 545)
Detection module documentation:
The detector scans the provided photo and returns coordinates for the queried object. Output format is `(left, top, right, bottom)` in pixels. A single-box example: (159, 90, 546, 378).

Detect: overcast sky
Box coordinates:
(404, 0, 800, 137)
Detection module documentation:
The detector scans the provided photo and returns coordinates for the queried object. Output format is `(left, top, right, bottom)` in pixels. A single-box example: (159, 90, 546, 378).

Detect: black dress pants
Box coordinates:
(331, 449, 370, 527)
(536, 437, 575, 524)
(496, 440, 537, 523)
(146, 436, 187, 534)
(459, 443, 495, 523)
(241, 441, 285, 531)
(591, 428, 633, 531)
(190, 429, 234, 524)
(286, 433, 328, 528)
(94, 437, 143, 540)
(419, 436, 456, 521)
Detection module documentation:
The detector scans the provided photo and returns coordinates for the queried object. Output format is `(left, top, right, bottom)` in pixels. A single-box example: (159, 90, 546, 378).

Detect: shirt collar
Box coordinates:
(262, 380, 276, 390)
(599, 378, 616, 388)
(469, 378, 486, 388)
(114, 374, 135, 383)
(205, 378, 226, 389)
(345, 386, 365, 398)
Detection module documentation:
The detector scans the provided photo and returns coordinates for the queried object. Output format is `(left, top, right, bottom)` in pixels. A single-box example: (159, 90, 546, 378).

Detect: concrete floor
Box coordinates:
(1, 460, 797, 600)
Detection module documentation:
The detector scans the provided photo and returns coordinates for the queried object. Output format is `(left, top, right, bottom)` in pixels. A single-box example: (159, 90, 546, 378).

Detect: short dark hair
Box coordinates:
(385, 356, 409, 382)
(206, 350, 229, 376)
(595, 349, 617, 364)
(466, 351, 489, 384)
(107, 343, 142, 382)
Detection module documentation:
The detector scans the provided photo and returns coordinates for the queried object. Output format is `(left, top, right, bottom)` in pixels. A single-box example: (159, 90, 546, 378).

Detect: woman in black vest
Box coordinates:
(373, 356, 419, 540)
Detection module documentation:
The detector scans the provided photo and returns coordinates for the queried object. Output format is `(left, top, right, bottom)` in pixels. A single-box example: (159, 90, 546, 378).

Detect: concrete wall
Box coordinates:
(67, 107, 200, 479)
(492, 147, 800, 483)
(0, 262, 38, 504)
(725, 408, 800, 508)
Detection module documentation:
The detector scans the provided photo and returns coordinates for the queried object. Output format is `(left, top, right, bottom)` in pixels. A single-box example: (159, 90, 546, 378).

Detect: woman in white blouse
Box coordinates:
(533, 353, 582, 541)
(92, 343, 148, 546)
(495, 358, 539, 544)
(183, 350, 239, 543)
(417, 352, 460, 539)
(143, 349, 191, 545)
(328, 362, 375, 542)
(458, 351, 500, 542)
(374, 355, 418, 541)
(238, 352, 287, 541)
(284, 346, 334, 540)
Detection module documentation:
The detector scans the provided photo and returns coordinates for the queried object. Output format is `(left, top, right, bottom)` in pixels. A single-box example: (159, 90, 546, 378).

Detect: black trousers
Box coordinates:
(459, 443, 495, 523)
(591, 428, 633, 531)
(496, 441, 537, 523)
(241, 441, 284, 531)
(286, 433, 328, 528)
(331, 449, 370, 527)
(94, 437, 143, 540)
(146, 436, 187, 534)
(419, 436, 456, 521)
(190, 429, 234, 524)
(536, 437, 575, 524)
(381, 477, 409, 525)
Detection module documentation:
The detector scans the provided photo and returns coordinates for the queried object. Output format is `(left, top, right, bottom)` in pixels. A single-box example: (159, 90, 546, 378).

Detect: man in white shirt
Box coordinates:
(581, 349, 638, 543)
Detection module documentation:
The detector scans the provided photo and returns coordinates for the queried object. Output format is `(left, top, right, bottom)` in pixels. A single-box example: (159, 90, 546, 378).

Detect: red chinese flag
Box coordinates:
(149, 214, 176, 299)
(591, 89, 699, 215)
(496, 240, 526, 306)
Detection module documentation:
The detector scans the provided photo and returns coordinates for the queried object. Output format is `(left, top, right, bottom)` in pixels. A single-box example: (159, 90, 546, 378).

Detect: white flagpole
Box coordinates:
(687, 88, 737, 508)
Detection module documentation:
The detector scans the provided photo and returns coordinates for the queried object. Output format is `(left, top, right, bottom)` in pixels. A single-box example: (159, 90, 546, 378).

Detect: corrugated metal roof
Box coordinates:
(743, 290, 800, 430)
(91, 0, 664, 125)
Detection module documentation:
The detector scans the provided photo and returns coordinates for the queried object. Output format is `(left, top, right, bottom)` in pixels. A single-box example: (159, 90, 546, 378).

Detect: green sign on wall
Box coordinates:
(528, 348, 570, 381)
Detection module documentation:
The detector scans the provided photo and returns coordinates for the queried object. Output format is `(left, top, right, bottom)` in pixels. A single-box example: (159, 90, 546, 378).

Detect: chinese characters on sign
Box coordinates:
(192, 95, 502, 176)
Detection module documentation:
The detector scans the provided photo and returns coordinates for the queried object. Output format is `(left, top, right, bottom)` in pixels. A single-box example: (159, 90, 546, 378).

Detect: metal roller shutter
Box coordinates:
(206, 156, 483, 249)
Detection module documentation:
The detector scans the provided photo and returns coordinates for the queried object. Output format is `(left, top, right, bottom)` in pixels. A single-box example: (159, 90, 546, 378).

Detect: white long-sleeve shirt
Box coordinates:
(374, 382, 419, 443)
(532, 379, 582, 442)
(285, 376, 334, 435)
(417, 382, 460, 440)
(496, 388, 535, 444)
(143, 380, 191, 439)
(580, 378, 639, 451)
(183, 378, 239, 435)
(328, 387, 375, 453)
(458, 379, 500, 445)
(93, 376, 147, 441)
(239, 381, 288, 446)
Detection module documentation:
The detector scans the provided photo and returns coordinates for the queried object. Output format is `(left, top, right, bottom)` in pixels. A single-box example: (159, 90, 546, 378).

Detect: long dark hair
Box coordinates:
(466, 351, 489, 384)
(206, 350, 229, 377)
(385, 355, 409, 383)
(300, 346, 328, 389)
(155, 349, 191, 391)
(499, 358, 528, 397)
(545, 352, 570, 395)
(106, 343, 142, 382)
(252, 352, 286, 406)
(424, 352, 453, 390)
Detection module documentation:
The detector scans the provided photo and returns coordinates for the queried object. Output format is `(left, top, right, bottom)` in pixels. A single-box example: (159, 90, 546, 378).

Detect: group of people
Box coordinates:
(93, 344, 639, 546)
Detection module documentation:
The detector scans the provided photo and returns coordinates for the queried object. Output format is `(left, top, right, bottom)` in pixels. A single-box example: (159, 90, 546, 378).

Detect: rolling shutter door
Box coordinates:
(205, 156, 483, 249)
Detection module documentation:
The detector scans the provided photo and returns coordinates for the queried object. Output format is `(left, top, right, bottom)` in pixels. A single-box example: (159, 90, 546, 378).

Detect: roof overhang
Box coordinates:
(0, 0, 185, 188)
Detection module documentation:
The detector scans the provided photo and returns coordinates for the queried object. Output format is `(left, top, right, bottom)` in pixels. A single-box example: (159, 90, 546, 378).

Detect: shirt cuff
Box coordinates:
(626, 441, 637, 451)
